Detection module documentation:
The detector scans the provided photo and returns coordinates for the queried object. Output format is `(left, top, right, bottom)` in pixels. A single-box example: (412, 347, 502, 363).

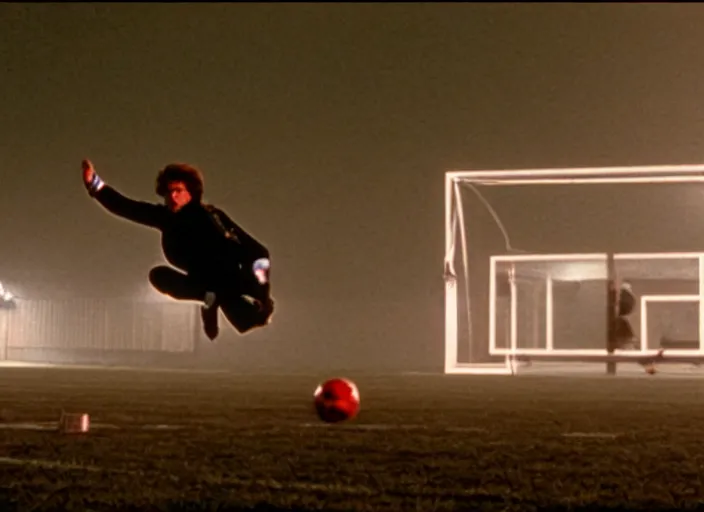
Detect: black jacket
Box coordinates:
(618, 286, 635, 317)
(93, 186, 269, 283)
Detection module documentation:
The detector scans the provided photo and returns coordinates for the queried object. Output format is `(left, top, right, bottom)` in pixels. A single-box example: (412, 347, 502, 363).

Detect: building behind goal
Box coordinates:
(0, 297, 201, 366)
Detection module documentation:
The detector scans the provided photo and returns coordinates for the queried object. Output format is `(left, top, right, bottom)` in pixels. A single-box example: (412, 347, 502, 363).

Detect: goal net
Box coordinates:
(444, 165, 704, 375)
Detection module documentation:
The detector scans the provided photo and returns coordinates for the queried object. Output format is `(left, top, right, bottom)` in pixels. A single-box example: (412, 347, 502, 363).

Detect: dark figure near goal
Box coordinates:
(81, 159, 274, 341)
(614, 281, 637, 349)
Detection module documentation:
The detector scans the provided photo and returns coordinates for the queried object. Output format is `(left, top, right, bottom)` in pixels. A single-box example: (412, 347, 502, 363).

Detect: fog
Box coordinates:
(2, 3, 704, 372)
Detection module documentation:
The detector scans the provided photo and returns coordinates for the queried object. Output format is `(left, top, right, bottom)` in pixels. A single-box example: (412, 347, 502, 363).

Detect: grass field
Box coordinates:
(1, 364, 704, 511)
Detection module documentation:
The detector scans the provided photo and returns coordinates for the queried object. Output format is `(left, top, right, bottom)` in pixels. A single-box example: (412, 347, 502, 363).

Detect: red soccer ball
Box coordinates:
(313, 378, 360, 423)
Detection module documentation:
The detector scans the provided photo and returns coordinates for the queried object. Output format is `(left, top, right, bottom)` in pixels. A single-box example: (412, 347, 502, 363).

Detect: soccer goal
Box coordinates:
(444, 164, 704, 375)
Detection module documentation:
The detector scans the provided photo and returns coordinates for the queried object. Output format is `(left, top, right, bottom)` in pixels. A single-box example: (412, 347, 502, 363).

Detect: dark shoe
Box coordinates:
(638, 348, 664, 374)
(231, 296, 275, 334)
(249, 296, 275, 326)
(201, 292, 219, 341)
(257, 297, 275, 325)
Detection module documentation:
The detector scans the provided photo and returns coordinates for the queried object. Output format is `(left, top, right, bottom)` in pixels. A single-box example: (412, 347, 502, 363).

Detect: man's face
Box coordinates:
(165, 181, 192, 212)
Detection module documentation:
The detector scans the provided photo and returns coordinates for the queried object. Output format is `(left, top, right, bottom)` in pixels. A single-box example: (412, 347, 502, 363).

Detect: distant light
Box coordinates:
(0, 281, 17, 309)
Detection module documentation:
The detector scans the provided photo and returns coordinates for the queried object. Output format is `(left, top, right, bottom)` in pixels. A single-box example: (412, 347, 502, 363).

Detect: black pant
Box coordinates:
(148, 265, 271, 333)
(614, 316, 637, 348)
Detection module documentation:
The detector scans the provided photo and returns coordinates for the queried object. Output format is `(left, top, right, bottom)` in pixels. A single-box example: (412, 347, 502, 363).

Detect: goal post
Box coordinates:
(444, 164, 704, 375)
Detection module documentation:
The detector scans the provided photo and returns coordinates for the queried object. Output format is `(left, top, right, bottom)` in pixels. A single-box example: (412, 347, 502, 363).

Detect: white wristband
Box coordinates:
(88, 174, 104, 194)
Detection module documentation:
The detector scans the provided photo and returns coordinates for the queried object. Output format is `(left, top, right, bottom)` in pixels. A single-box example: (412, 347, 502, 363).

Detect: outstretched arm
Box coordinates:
(82, 159, 166, 229)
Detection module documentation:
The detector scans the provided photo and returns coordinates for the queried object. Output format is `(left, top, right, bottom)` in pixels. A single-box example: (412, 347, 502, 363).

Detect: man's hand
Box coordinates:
(82, 159, 95, 186)
(82, 159, 104, 195)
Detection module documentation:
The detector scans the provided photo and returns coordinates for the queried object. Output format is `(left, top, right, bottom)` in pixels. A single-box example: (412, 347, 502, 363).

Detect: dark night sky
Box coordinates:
(2, 3, 704, 371)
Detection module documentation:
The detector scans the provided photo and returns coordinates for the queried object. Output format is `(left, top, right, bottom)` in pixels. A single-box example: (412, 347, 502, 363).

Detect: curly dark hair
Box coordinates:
(155, 163, 204, 203)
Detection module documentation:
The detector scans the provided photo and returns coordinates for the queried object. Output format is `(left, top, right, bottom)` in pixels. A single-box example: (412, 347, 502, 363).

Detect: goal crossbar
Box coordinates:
(447, 163, 704, 181)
